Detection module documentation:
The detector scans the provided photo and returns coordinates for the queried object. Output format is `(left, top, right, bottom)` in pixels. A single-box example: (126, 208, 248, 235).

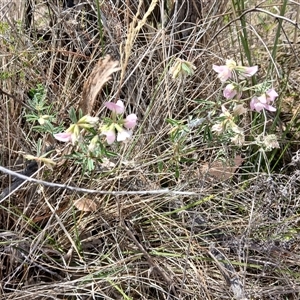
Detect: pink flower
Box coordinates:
(54, 128, 79, 145)
(105, 100, 125, 114)
(101, 126, 116, 145)
(213, 59, 236, 82)
(101, 123, 133, 144)
(223, 83, 239, 99)
(54, 132, 72, 142)
(213, 59, 258, 82)
(236, 65, 258, 78)
(124, 114, 137, 129)
(213, 65, 232, 82)
(265, 88, 278, 102)
(250, 97, 264, 112)
(250, 89, 278, 112)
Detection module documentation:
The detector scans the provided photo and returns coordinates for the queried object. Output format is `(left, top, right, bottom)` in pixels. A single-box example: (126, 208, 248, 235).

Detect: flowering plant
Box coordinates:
(54, 100, 137, 146)
(250, 89, 278, 112)
(54, 115, 99, 145)
(52, 101, 137, 172)
(100, 100, 138, 144)
(213, 59, 258, 82)
(211, 59, 280, 152)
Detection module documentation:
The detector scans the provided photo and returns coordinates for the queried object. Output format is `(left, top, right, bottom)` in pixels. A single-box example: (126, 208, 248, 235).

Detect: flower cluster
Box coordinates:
(54, 115, 99, 144)
(100, 100, 137, 144)
(250, 89, 278, 112)
(255, 133, 280, 151)
(54, 100, 137, 146)
(213, 59, 278, 113)
(212, 59, 280, 150)
(212, 104, 246, 146)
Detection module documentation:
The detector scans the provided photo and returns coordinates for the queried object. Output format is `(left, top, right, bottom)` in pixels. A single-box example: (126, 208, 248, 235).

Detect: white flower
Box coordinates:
(117, 128, 132, 142)
(212, 123, 224, 135)
(231, 132, 245, 146)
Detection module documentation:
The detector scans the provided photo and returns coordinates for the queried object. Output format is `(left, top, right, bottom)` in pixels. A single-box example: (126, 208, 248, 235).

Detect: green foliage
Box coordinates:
(25, 84, 63, 134)
(68, 106, 84, 124)
(0, 21, 9, 34)
(0, 71, 13, 80)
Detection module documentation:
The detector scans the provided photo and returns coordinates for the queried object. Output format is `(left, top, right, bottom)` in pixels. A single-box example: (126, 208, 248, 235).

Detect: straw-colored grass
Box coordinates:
(1, 0, 300, 299)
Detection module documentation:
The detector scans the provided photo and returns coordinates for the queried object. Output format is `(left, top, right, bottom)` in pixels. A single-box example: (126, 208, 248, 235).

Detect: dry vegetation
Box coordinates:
(0, 0, 300, 299)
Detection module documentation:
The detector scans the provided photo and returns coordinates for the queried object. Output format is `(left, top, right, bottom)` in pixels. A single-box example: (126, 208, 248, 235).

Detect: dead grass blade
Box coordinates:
(80, 55, 120, 114)
(119, 0, 159, 84)
(2, 0, 300, 299)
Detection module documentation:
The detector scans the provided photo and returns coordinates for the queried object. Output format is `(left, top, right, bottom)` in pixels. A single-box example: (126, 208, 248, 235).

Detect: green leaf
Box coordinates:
(181, 63, 192, 74)
(69, 107, 78, 123)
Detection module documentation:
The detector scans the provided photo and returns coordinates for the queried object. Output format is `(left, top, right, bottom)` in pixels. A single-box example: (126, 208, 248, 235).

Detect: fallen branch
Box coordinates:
(0, 165, 198, 203)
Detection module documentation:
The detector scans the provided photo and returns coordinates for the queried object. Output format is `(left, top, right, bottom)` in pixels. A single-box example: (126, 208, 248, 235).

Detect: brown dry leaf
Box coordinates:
(74, 198, 97, 212)
(80, 55, 120, 114)
(200, 155, 244, 181)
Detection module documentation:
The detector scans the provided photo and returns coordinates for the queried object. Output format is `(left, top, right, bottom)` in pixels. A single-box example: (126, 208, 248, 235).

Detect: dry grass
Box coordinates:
(1, 0, 300, 299)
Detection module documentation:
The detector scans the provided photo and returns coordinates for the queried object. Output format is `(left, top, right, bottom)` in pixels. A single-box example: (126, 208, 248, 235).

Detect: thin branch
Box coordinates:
(0, 165, 198, 203)
(0, 87, 32, 110)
